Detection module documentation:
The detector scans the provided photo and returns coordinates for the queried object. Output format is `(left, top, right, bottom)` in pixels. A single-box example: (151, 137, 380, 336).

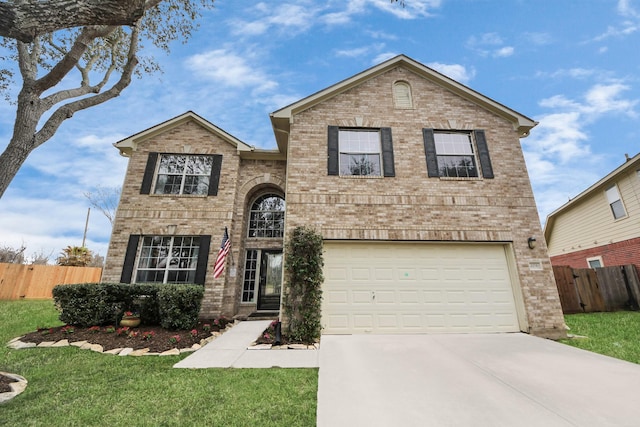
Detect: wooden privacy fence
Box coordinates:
(553, 264, 640, 314)
(0, 263, 102, 300)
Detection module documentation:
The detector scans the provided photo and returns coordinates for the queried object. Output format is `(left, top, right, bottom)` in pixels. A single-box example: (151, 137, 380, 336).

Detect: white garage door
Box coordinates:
(322, 242, 521, 334)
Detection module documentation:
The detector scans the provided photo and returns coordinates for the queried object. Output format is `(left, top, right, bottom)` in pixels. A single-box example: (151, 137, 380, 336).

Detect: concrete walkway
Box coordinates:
(173, 320, 319, 369)
(317, 333, 640, 427)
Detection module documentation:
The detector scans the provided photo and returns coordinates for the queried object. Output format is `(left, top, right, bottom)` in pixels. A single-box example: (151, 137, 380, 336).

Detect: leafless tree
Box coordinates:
(84, 185, 121, 226)
(0, 243, 26, 263)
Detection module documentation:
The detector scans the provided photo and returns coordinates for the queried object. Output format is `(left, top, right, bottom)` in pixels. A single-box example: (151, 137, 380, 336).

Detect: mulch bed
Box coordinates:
(15, 320, 228, 353)
(0, 374, 16, 393)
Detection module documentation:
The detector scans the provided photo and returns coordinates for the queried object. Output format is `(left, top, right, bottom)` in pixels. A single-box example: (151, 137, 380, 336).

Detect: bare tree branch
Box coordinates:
(0, 0, 145, 43)
(34, 25, 140, 147)
(33, 26, 116, 95)
(84, 186, 121, 225)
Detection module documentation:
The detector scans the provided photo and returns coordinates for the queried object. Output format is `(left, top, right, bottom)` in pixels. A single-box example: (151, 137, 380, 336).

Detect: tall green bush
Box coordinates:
(282, 226, 324, 343)
(158, 284, 204, 330)
(53, 283, 123, 326)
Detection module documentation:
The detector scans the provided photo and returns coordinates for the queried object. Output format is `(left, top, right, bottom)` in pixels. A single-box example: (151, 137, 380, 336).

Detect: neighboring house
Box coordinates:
(103, 55, 565, 338)
(544, 152, 640, 272)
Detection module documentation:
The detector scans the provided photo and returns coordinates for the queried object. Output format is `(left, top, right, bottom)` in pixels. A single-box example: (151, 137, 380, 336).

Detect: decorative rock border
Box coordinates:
(6, 329, 228, 357)
(0, 372, 28, 404)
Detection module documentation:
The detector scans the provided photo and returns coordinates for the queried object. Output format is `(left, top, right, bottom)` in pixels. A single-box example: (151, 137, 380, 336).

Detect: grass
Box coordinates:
(0, 300, 318, 426)
(559, 311, 640, 364)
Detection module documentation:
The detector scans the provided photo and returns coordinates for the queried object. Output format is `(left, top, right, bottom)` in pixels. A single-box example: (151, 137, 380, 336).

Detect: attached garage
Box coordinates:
(322, 242, 523, 334)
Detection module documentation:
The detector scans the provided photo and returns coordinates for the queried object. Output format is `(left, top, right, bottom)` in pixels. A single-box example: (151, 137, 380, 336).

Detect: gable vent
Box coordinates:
(393, 81, 413, 109)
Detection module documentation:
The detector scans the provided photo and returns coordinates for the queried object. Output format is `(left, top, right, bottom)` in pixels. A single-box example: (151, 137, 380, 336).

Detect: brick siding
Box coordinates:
(550, 237, 640, 272)
(103, 64, 566, 338)
(284, 66, 566, 338)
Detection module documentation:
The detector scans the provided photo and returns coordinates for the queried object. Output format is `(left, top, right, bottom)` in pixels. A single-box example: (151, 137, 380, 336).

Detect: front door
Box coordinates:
(257, 251, 283, 311)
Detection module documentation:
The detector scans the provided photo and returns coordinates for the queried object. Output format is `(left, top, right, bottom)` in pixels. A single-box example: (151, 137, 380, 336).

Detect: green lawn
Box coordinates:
(560, 311, 640, 364)
(0, 300, 317, 426)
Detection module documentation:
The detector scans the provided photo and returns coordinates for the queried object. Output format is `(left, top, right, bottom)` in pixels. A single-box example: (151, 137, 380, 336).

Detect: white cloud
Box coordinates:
(322, 0, 367, 25)
(589, 1, 640, 42)
(365, 30, 399, 41)
(372, 52, 399, 64)
(230, 2, 320, 37)
(523, 32, 553, 45)
(617, 0, 640, 18)
(366, 0, 442, 19)
(427, 62, 476, 84)
(493, 46, 514, 58)
(535, 68, 600, 80)
(591, 22, 639, 41)
(523, 81, 639, 220)
(185, 49, 278, 94)
(232, 0, 441, 32)
(539, 83, 638, 118)
(336, 46, 379, 58)
(0, 194, 113, 262)
(466, 33, 514, 58)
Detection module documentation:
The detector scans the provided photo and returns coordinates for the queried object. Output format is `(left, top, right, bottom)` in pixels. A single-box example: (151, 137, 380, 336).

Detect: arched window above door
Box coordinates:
(247, 194, 285, 238)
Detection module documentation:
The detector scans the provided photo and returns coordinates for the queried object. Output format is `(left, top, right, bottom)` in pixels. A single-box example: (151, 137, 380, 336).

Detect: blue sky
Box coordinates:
(1, 0, 639, 262)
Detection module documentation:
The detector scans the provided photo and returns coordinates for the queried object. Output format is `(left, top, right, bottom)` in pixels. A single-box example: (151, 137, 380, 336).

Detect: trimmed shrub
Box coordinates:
(158, 284, 204, 330)
(53, 283, 123, 327)
(52, 283, 165, 327)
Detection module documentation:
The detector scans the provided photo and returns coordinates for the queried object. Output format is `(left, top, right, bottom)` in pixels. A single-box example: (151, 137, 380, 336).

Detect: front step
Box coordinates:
(235, 311, 279, 321)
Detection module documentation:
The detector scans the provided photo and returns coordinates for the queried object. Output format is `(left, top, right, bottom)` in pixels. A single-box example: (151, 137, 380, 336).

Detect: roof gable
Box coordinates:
(270, 54, 538, 153)
(114, 111, 254, 157)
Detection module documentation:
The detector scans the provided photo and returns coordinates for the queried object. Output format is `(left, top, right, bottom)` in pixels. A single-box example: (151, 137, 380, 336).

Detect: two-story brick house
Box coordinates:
(103, 55, 566, 338)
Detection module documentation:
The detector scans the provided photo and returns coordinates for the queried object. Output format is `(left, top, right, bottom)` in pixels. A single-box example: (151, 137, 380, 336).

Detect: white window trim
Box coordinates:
(153, 154, 213, 196)
(604, 184, 627, 220)
(434, 131, 480, 178)
(134, 235, 200, 284)
(586, 256, 604, 269)
(241, 249, 261, 303)
(338, 129, 382, 177)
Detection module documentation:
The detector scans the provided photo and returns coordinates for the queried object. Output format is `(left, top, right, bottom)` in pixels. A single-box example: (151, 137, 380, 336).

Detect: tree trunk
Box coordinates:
(0, 87, 42, 199)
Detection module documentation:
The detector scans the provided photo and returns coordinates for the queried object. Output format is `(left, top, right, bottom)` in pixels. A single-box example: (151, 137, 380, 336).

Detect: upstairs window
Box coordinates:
(423, 129, 494, 179)
(605, 184, 627, 219)
(155, 155, 213, 195)
(328, 126, 395, 177)
(434, 132, 478, 178)
(339, 130, 382, 176)
(248, 194, 285, 238)
(140, 153, 223, 196)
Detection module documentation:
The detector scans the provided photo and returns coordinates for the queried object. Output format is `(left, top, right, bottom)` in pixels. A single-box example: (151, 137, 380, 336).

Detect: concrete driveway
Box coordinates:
(317, 333, 640, 427)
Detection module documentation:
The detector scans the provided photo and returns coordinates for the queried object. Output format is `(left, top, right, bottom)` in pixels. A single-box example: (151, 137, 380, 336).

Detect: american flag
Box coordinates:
(213, 227, 231, 279)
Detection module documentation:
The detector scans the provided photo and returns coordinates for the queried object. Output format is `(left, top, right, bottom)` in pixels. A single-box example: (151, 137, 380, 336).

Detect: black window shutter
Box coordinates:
(194, 235, 211, 285)
(380, 127, 395, 177)
(422, 129, 439, 177)
(327, 126, 339, 176)
(474, 130, 494, 179)
(121, 235, 141, 283)
(140, 152, 158, 194)
(208, 155, 223, 196)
